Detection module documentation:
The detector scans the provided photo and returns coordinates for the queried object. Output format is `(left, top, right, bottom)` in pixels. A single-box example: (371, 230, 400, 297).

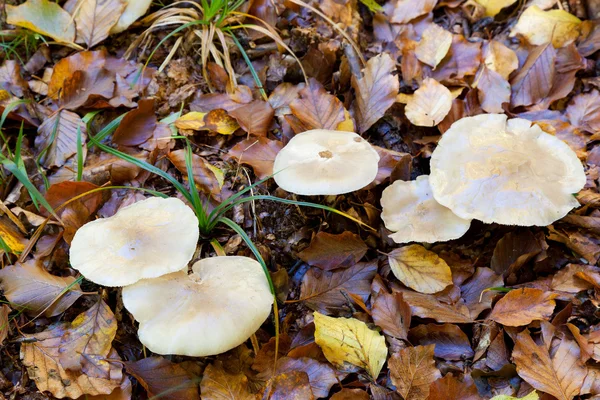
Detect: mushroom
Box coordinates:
(429, 114, 586, 226)
(70, 197, 199, 287)
(273, 129, 380, 195)
(381, 175, 471, 243)
(122, 256, 273, 356)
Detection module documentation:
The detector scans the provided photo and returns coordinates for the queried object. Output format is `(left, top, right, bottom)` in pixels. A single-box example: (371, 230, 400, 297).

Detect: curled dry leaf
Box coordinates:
(510, 44, 556, 108)
(388, 344, 440, 400)
(408, 323, 474, 360)
(229, 100, 275, 137)
(64, 0, 126, 48)
(290, 79, 345, 131)
(388, 244, 453, 294)
(110, 0, 153, 34)
(36, 109, 87, 168)
(510, 6, 581, 48)
(405, 78, 452, 127)
(415, 24, 452, 68)
(477, 66, 511, 113)
(427, 374, 480, 400)
(459, 267, 504, 319)
(268, 357, 339, 399)
(0, 258, 82, 317)
(112, 99, 156, 146)
(391, 0, 436, 24)
(490, 230, 542, 276)
(431, 35, 482, 84)
(551, 264, 600, 293)
(484, 40, 519, 81)
(0, 61, 29, 97)
(298, 231, 367, 271)
(175, 110, 240, 135)
(399, 290, 472, 323)
(512, 329, 587, 400)
(300, 261, 377, 314)
(228, 137, 283, 179)
(168, 150, 223, 201)
(489, 288, 557, 326)
(351, 53, 399, 133)
(372, 291, 411, 339)
(125, 357, 199, 400)
(7, 0, 76, 44)
(314, 312, 388, 379)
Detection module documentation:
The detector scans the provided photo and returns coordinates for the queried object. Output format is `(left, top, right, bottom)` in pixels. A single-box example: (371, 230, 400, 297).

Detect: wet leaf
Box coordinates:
(298, 231, 367, 271)
(391, 0, 436, 24)
(229, 100, 275, 137)
(112, 99, 157, 146)
(351, 53, 399, 133)
(372, 291, 411, 339)
(388, 245, 453, 294)
(511, 5, 581, 48)
(399, 290, 472, 323)
(510, 44, 556, 108)
(7, 0, 76, 44)
(65, 0, 126, 48)
(475, 0, 518, 17)
(299, 261, 377, 314)
(228, 137, 283, 179)
(290, 78, 345, 131)
(0, 304, 9, 345)
(262, 370, 314, 400)
(489, 288, 557, 326)
(566, 90, 600, 133)
(427, 374, 480, 400)
(477, 66, 511, 113)
(36, 109, 87, 168)
(125, 357, 199, 400)
(314, 312, 387, 379)
(459, 267, 503, 319)
(512, 329, 587, 400)
(175, 110, 239, 135)
(405, 78, 452, 127)
(415, 24, 452, 68)
(0, 258, 82, 317)
(408, 324, 474, 360)
(389, 344, 440, 400)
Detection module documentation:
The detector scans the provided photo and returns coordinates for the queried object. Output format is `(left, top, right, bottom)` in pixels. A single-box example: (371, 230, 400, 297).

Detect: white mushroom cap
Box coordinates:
(122, 256, 274, 357)
(381, 175, 471, 243)
(273, 129, 380, 195)
(429, 114, 586, 226)
(70, 197, 199, 287)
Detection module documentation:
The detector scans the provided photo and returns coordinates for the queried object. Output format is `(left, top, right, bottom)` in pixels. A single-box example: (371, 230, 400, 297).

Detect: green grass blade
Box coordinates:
(184, 141, 208, 229)
(228, 32, 267, 101)
(207, 175, 274, 224)
(87, 113, 125, 144)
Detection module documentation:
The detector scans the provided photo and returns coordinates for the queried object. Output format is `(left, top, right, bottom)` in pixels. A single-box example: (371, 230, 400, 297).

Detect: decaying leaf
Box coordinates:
(228, 137, 283, 179)
(459, 267, 503, 319)
(0, 215, 29, 253)
(388, 344, 440, 400)
(262, 370, 315, 400)
(168, 150, 223, 200)
(36, 109, 87, 168)
(415, 24, 452, 68)
(290, 79, 345, 131)
(510, 5, 581, 48)
(65, 0, 126, 48)
(298, 231, 367, 271)
(112, 99, 157, 146)
(399, 290, 472, 323)
(0, 258, 82, 317)
(0, 305, 10, 345)
(267, 357, 339, 398)
(489, 288, 557, 326)
(566, 90, 600, 133)
(405, 78, 452, 127)
(229, 100, 275, 137)
(427, 374, 480, 400)
(314, 312, 387, 379)
(125, 357, 199, 400)
(551, 264, 600, 293)
(477, 66, 511, 113)
(7, 0, 76, 44)
(175, 110, 240, 135)
(388, 245, 453, 294)
(372, 291, 411, 339)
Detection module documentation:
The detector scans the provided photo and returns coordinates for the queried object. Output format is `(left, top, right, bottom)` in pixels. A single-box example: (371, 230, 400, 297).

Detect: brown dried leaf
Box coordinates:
(168, 150, 222, 200)
(389, 344, 441, 400)
(547, 227, 600, 264)
(268, 82, 304, 116)
(60, 68, 115, 109)
(125, 357, 199, 400)
(298, 231, 367, 271)
(477, 66, 511, 113)
(300, 261, 377, 314)
(0, 258, 82, 317)
(409, 324, 474, 360)
(388, 245, 453, 294)
(372, 291, 411, 339)
(491, 230, 542, 276)
(510, 6, 581, 48)
(486, 330, 509, 371)
(290, 78, 345, 130)
(415, 24, 452, 68)
(262, 371, 314, 400)
(512, 330, 587, 400)
(399, 290, 472, 323)
(0, 60, 29, 97)
(459, 267, 503, 320)
(489, 288, 557, 326)
(566, 90, 600, 133)
(484, 40, 519, 80)
(228, 137, 283, 179)
(391, 0, 436, 23)
(351, 53, 399, 133)
(65, 0, 126, 48)
(405, 78, 452, 127)
(427, 374, 480, 400)
(510, 44, 556, 108)
(431, 35, 482, 84)
(331, 389, 370, 400)
(112, 99, 156, 146)
(551, 264, 600, 293)
(36, 109, 87, 168)
(229, 100, 275, 137)
(0, 304, 9, 345)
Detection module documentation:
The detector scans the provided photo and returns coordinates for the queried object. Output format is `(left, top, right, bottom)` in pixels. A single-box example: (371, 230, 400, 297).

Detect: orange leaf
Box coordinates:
(389, 344, 440, 400)
(489, 288, 557, 326)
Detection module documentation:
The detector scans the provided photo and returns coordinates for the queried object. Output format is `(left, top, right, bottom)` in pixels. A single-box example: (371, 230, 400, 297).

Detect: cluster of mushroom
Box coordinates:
(69, 197, 273, 357)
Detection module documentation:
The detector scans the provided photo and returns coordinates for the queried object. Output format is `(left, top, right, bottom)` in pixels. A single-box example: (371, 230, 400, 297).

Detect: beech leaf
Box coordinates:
(399, 290, 472, 323)
(510, 44, 556, 108)
(475, 0, 518, 17)
(391, 0, 436, 24)
(36, 109, 87, 168)
(229, 100, 275, 137)
(388, 244, 453, 294)
(199, 362, 252, 400)
(228, 137, 283, 179)
(415, 24, 452, 68)
(405, 78, 452, 127)
(484, 40, 519, 80)
(372, 291, 411, 339)
(290, 78, 345, 130)
(477, 66, 511, 113)
(408, 324, 474, 360)
(7, 0, 76, 44)
(489, 288, 557, 326)
(510, 5, 581, 48)
(298, 231, 367, 271)
(388, 344, 440, 400)
(0, 305, 9, 345)
(427, 374, 480, 400)
(65, 0, 126, 48)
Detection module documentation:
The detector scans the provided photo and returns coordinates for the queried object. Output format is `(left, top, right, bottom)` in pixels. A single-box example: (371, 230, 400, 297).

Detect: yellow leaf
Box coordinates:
(415, 24, 452, 68)
(175, 112, 208, 130)
(404, 78, 452, 127)
(110, 0, 153, 34)
(484, 40, 519, 80)
(175, 110, 239, 135)
(510, 5, 581, 48)
(314, 312, 387, 379)
(0, 219, 27, 253)
(475, 0, 518, 17)
(336, 109, 355, 132)
(490, 392, 540, 400)
(7, 0, 76, 44)
(388, 244, 453, 294)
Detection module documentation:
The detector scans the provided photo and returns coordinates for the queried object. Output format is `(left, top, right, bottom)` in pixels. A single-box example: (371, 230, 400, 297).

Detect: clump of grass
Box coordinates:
(0, 29, 46, 65)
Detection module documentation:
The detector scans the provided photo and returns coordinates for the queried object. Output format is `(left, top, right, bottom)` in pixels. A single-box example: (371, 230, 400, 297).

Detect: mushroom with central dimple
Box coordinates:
(69, 197, 200, 287)
(273, 129, 380, 195)
(381, 175, 472, 243)
(429, 114, 586, 226)
(122, 256, 274, 357)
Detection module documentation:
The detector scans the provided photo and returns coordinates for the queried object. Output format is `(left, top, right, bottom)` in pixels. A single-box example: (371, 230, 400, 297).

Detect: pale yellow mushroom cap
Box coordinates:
(69, 197, 199, 287)
(381, 175, 471, 243)
(122, 256, 274, 357)
(273, 129, 380, 195)
(429, 114, 586, 226)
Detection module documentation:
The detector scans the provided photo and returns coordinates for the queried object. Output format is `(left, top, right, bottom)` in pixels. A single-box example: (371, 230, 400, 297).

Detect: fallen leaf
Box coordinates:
(389, 344, 440, 400)
(510, 5, 581, 48)
(490, 230, 542, 276)
(298, 231, 367, 271)
(372, 291, 411, 339)
(489, 288, 557, 326)
(21, 300, 122, 398)
(370, 146, 411, 187)
(109, 0, 153, 34)
(351, 53, 399, 133)
(0, 60, 29, 97)
(486, 330, 510, 371)
(36, 109, 87, 168)
(7, 0, 76, 44)
(551, 264, 600, 293)
(112, 99, 157, 146)
(269, 82, 304, 116)
(475, 0, 518, 16)
(228, 137, 283, 179)
(60, 67, 115, 110)
(477, 66, 511, 113)
(0, 215, 28, 253)
(510, 44, 556, 108)
(512, 329, 587, 400)
(391, 0, 436, 24)
(405, 78, 452, 127)
(415, 24, 452, 68)
(314, 312, 387, 379)
(331, 389, 369, 400)
(64, 0, 126, 48)
(459, 267, 504, 319)
(125, 357, 199, 400)
(290, 78, 345, 130)
(300, 261, 377, 314)
(427, 374, 480, 400)
(408, 324, 474, 360)
(175, 110, 240, 135)
(566, 90, 600, 133)
(262, 370, 314, 400)
(229, 100, 275, 137)
(0, 258, 82, 317)
(431, 35, 482, 84)
(388, 244, 453, 294)
(0, 305, 9, 345)
(267, 357, 339, 398)
(399, 290, 472, 323)
(168, 150, 223, 201)
(490, 392, 539, 400)
(547, 227, 600, 264)
(484, 40, 519, 80)
(199, 362, 252, 400)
